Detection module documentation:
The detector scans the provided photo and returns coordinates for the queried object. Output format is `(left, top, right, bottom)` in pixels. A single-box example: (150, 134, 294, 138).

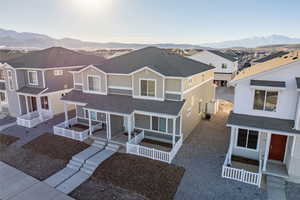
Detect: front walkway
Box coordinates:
(173, 102, 267, 200)
(1, 111, 75, 147)
(0, 161, 74, 200)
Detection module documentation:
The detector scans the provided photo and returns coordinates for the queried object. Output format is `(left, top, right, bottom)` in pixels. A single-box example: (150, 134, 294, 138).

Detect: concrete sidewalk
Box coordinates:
(0, 161, 74, 200)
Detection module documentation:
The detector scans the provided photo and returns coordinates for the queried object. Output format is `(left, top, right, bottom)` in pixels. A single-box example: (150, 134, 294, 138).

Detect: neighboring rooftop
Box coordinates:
(253, 51, 289, 63)
(207, 50, 238, 62)
(232, 51, 300, 82)
(94, 47, 214, 77)
(5, 47, 106, 69)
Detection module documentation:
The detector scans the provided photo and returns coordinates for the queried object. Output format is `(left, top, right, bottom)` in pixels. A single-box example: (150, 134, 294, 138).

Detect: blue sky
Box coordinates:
(1, 0, 300, 44)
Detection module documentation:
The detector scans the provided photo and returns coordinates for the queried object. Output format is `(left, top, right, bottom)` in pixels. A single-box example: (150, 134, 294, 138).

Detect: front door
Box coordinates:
(30, 97, 37, 112)
(269, 134, 287, 161)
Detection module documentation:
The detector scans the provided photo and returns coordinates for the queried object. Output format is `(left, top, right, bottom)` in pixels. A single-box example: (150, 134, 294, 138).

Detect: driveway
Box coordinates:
(215, 87, 234, 103)
(1, 111, 75, 147)
(0, 161, 74, 200)
(173, 102, 267, 200)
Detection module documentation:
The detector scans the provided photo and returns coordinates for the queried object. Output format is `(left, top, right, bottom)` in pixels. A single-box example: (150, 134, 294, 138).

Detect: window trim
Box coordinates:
(27, 71, 38, 86)
(7, 70, 14, 91)
(235, 128, 259, 152)
(86, 75, 102, 94)
(139, 78, 156, 98)
(253, 89, 279, 112)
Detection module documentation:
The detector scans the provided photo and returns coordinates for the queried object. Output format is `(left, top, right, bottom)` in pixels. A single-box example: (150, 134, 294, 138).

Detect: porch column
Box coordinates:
(228, 127, 236, 165)
(108, 113, 111, 140)
(36, 96, 42, 120)
(64, 103, 69, 127)
(127, 115, 132, 142)
(88, 110, 92, 136)
(25, 96, 29, 114)
(172, 117, 176, 147)
(263, 132, 272, 171)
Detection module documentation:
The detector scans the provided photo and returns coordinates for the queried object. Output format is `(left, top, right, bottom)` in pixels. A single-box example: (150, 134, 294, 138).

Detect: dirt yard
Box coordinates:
(71, 153, 185, 200)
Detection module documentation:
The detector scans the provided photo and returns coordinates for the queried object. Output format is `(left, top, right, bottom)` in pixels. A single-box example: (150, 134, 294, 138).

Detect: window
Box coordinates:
(54, 70, 63, 76)
(140, 79, 155, 97)
(28, 71, 38, 85)
(41, 96, 49, 110)
(0, 70, 4, 80)
(7, 70, 14, 90)
(84, 109, 101, 121)
(0, 92, 6, 104)
(253, 90, 278, 112)
(152, 116, 167, 132)
(221, 63, 227, 69)
(87, 76, 101, 92)
(237, 129, 259, 150)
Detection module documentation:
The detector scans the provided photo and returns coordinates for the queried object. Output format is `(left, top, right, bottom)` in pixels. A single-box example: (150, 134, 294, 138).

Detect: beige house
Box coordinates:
(54, 47, 217, 163)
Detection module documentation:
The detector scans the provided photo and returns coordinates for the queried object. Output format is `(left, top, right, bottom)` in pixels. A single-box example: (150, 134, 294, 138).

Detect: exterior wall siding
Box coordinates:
(108, 75, 132, 88)
(45, 69, 74, 91)
(165, 93, 181, 101)
(4, 69, 21, 116)
(108, 88, 132, 96)
(134, 113, 150, 129)
(183, 70, 214, 91)
(165, 78, 181, 92)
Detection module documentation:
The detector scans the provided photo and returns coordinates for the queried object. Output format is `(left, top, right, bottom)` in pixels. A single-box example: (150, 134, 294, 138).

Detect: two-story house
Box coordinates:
(189, 50, 238, 87)
(0, 47, 105, 128)
(222, 51, 300, 186)
(54, 47, 217, 163)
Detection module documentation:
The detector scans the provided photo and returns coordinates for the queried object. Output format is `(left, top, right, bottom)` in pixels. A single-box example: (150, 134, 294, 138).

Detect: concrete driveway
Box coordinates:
(0, 161, 74, 200)
(173, 102, 267, 200)
(216, 87, 234, 103)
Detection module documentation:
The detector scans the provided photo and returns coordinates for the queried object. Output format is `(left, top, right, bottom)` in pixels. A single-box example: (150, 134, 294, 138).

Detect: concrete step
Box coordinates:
(105, 143, 119, 152)
(72, 146, 102, 163)
(44, 167, 77, 187)
(56, 171, 90, 194)
(80, 168, 94, 175)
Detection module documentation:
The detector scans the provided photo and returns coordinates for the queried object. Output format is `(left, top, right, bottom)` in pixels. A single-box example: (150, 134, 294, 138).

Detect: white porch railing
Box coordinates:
(126, 131, 182, 164)
(17, 111, 41, 128)
(53, 117, 102, 142)
(222, 153, 262, 187)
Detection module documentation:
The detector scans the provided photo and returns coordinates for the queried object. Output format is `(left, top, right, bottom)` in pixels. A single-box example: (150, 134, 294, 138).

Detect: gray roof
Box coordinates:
(296, 78, 300, 89)
(17, 86, 46, 95)
(250, 80, 286, 88)
(207, 50, 237, 62)
(94, 47, 214, 77)
(227, 112, 300, 135)
(5, 47, 106, 69)
(61, 90, 184, 116)
(254, 51, 289, 63)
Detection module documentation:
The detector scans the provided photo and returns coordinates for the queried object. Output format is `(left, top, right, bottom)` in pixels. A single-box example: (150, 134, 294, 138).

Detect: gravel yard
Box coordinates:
(0, 133, 89, 180)
(71, 153, 185, 200)
(173, 101, 267, 200)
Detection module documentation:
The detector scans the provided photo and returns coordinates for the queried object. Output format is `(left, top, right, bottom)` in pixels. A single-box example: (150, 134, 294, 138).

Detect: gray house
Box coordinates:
(54, 47, 217, 163)
(0, 47, 105, 128)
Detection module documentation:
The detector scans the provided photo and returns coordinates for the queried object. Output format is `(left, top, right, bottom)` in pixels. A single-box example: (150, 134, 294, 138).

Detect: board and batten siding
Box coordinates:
(183, 70, 214, 92)
(16, 69, 44, 88)
(81, 67, 107, 94)
(132, 68, 164, 99)
(73, 73, 83, 85)
(45, 69, 74, 91)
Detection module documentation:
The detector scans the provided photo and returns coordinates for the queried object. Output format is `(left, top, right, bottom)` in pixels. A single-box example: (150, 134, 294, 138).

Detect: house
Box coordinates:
(188, 50, 238, 87)
(54, 47, 217, 163)
(251, 51, 289, 65)
(0, 47, 105, 128)
(222, 51, 300, 186)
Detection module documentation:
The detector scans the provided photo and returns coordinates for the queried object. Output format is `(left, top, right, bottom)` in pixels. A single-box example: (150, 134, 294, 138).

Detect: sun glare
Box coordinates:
(72, 0, 111, 14)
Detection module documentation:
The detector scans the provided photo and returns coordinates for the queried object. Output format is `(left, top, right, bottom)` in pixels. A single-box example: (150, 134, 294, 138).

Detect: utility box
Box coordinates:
(207, 100, 219, 115)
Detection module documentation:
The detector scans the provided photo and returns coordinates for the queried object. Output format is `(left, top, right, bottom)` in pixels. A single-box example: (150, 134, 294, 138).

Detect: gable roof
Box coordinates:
(94, 47, 214, 77)
(5, 47, 106, 69)
(232, 51, 300, 83)
(207, 50, 237, 62)
(253, 51, 289, 63)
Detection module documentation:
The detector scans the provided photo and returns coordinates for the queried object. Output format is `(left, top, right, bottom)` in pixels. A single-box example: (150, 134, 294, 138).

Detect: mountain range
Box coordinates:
(0, 28, 300, 49)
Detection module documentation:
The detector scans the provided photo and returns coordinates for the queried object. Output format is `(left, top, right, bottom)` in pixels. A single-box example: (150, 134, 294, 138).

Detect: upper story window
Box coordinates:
(7, 70, 14, 90)
(221, 63, 227, 69)
(140, 79, 155, 97)
(87, 75, 101, 92)
(236, 128, 259, 150)
(0, 92, 6, 104)
(54, 70, 63, 76)
(28, 71, 38, 85)
(253, 89, 278, 112)
(0, 70, 5, 81)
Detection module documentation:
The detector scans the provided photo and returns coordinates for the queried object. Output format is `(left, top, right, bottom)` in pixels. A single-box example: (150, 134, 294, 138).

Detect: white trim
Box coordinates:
(165, 90, 181, 95)
(86, 75, 102, 94)
(62, 100, 87, 106)
(108, 86, 132, 90)
(7, 70, 14, 91)
(250, 85, 285, 91)
(16, 65, 84, 71)
(291, 135, 296, 157)
(139, 78, 157, 98)
(283, 136, 290, 164)
(17, 94, 22, 115)
(183, 78, 213, 94)
(134, 110, 178, 119)
(27, 71, 38, 86)
(73, 65, 107, 74)
(42, 71, 46, 88)
(252, 89, 279, 112)
(129, 66, 165, 78)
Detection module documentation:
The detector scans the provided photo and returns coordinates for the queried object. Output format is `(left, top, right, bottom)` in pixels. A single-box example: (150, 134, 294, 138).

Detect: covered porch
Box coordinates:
(17, 87, 52, 128)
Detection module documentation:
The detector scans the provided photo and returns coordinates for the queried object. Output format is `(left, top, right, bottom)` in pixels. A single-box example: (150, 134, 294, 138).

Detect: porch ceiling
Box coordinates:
(227, 112, 300, 135)
(61, 90, 184, 116)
